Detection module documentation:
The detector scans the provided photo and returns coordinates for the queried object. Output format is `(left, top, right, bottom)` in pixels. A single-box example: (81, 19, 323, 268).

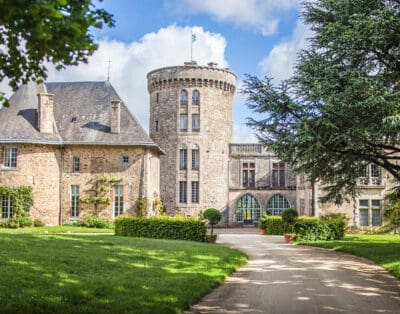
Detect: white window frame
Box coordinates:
(73, 156, 80, 173)
(3, 147, 17, 169)
(0, 195, 14, 219)
(114, 185, 124, 217)
(70, 185, 80, 218)
(358, 199, 382, 227)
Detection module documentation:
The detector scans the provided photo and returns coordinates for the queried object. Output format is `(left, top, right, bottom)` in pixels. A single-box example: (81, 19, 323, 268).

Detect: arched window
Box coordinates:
(192, 90, 200, 105)
(267, 194, 290, 216)
(180, 90, 188, 105)
(236, 194, 260, 223)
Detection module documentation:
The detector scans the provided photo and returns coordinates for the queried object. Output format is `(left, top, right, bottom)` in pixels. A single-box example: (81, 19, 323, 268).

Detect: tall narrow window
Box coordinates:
(192, 149, 199, 170)
(372, 200, 382, 226)
(70, 185, 79, 218)
(242, 162, 255, 188)
(180, 114, 188, 132)
(272, 162, 285, 188)
(0, 195, 14, 218)
(179, 149, 187, 170)
(370, 164, 381, 185)
(114, 185, 123, 217)
(179, 181, 187, 203)
(155, 120, 159, 132)
(192, 114, 200, 132)
(359, 199, 369, 227)
(191, 181, 199, 203)
(73, 156, 80, 173)
(156, 92, 159, 103)
(192, 90, 200, 105)
(3, 147, 17, 168)
(180, 90, 188, 105)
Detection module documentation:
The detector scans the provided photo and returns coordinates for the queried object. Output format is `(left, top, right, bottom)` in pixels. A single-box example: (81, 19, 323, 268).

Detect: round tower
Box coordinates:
(147, 61, 236, 220)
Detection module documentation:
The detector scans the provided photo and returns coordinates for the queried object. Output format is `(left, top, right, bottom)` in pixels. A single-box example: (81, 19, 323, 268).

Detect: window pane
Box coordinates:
(192, 90, 200, 105)
(71, 185, 79, 217)
(191, 181, 199, 203)
(4, 148, 17, 168)
(236, 194, 260, 222)
(179, 181, 187, 203)
(371, 164, 380, 177)
(371, 200, 381, 208)
(73, 157, 80, 173)
(180, 115, 188, 131)
(192, 149, 199, 170)
(267, 194, 290, 216)
(372, 209, 382, 226)
(114, 185, 123, 217)
(180, 90, 188, 105)
(192, 114, 200, 131)
(179, 149, 187, 170)
(359, 208, 368, 226)
(359, 199, 369, 207)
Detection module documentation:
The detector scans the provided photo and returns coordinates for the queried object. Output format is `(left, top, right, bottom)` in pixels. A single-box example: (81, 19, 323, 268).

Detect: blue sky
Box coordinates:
(42, 1, 312, 142)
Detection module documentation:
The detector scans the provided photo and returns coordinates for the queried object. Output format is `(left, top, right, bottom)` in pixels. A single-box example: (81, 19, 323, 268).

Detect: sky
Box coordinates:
(4, 0, 312, 143)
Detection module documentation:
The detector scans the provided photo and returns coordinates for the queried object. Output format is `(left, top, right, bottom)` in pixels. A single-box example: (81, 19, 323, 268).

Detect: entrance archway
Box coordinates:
(236, 194, 260, 224)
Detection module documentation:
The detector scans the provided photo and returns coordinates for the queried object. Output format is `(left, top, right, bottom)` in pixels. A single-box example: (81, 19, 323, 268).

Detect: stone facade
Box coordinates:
(148, 62, 236, 223)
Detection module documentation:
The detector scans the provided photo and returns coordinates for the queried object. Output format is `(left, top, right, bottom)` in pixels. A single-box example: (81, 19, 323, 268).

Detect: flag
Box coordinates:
(192, 34, 196, 43)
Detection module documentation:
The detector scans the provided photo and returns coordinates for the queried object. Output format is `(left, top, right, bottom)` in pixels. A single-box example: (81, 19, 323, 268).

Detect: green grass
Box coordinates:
(0, 231, 247, 313)
(297, 234, 400, 279)
(0, 225, 114, 234)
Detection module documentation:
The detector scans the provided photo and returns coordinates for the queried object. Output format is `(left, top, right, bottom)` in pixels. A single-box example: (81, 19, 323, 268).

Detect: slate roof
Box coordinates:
(0, 81, 162, 153)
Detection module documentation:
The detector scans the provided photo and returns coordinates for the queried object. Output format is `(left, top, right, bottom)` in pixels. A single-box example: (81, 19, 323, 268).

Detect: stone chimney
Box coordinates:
(37, 93, 55, 134)
(111, 100, 121, 134)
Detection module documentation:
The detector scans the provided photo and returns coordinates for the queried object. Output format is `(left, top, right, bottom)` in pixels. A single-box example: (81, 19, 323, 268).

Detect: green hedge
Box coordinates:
(265, 216, 285, 235)
(114, 216, 207, 242)
(294, 217, 345, 241)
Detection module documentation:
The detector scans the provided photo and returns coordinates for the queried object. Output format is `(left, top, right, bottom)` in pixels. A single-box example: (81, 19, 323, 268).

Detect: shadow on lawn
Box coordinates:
(0, 234, 244, 313)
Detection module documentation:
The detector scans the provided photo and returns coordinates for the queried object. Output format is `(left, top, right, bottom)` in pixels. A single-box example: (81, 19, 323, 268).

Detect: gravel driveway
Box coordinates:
(188, 229, 400, 314)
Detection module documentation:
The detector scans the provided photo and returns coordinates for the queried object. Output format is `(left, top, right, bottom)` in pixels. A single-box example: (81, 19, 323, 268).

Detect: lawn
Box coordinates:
(0, 230, 246, 313)
(297, 234, 400, 280)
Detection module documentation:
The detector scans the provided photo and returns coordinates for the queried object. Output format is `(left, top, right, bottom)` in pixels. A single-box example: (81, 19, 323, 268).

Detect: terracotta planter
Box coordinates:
(260, 229, 266, 235)
(206, 235, 217, 243)
(284, 234, 295, 244)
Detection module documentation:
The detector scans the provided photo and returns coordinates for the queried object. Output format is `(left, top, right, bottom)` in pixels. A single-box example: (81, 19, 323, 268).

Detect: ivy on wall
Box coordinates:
(0, 185, 33, 217)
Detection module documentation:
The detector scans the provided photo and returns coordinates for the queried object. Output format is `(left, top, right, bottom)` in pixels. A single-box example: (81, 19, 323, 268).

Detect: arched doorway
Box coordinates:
(267, 194, 291, 215)
(236, 194, 260, 224)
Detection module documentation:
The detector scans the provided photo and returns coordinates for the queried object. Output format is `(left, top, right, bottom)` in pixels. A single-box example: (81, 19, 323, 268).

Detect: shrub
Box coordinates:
(258, 212, 268, 230)
(33, 219, 45, 227)
(203, 208, 222, 235)
(294, 217, 346, 241)
(265, 216, 285, 235)
(80, 215, 111, 228)
(16, 216, 33, 227)
(114, 216, 207, 242)
(281, 208, 298, 233)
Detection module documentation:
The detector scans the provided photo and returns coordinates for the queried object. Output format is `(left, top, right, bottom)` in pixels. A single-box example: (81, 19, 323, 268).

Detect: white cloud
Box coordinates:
(45, 25, 228, 131)
(181, 0, 300, 36)
(259, 19, 312, 81)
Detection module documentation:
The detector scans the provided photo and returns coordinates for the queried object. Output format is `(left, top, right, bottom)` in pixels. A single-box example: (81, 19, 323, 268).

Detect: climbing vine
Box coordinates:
(0, 185, 33, 218)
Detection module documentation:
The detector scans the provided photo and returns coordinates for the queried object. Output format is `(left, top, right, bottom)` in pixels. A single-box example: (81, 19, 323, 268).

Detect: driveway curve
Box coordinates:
(188, 229, 400, 314)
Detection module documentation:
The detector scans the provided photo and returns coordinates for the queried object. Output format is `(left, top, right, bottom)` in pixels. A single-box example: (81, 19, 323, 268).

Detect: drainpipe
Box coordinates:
(226, 159, 230, 227)
(58, 145, 65, 225)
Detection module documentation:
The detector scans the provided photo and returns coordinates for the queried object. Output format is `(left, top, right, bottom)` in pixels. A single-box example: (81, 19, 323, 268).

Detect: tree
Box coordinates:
(0, 0, 114, 106)
(385, 191, 400, 233)
(202, 208, 222, 236)
(243, 0, 400, 204)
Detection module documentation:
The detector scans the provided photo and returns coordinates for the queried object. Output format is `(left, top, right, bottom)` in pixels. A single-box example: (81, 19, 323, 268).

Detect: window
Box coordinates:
(156, 92, 159, 104)
(180, 114, 188, 132)
(236, 194, 260, 223)
(123, 156, 129, 166)
(114, 185, 123, 217)
(267, 194, 290, 216)
(155, 120, 159, 132)
(272, 162, 285, 188)
(191, 181, 199, 203)
(242, 162, 255, 188)
(192, 114, 200, 132)
(179, 149, 187, 170)
(0, 195, 14, 219)
(3, 147, 17, 168)
(179, 181, 187, 203)
(180, 90, 188, 105)
(70, 185, 79, 218)
(359, 164, 382, 185)
(372, 200, 382, 226)
(192, 149, 199, 170)
(192, 90, 200, 105)
(73, 156, 80, 173)
(359, 199, 369, 227)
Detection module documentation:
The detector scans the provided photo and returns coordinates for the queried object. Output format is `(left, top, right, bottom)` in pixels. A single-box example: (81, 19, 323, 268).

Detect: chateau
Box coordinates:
(0, 62, 392, 227)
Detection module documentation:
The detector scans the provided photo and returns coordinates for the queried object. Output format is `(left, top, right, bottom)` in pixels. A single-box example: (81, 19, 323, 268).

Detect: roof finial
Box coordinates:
(107, 57, 112, 81)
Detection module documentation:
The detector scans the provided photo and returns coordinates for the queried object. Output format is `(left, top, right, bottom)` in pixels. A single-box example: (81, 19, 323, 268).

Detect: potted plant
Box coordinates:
(282, 208, 298, 244)
(203, 208, 222, 243)
(258, 212, 268, 235)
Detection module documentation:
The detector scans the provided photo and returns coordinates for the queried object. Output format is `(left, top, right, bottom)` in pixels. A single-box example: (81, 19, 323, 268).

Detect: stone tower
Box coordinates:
(147, 61, 236, 221)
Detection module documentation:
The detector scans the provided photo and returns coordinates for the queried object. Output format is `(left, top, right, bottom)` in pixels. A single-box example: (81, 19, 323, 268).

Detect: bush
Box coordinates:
(33, 219, 45, 227)
(281, 208, 298, 233)
(203, 208, 222, 235)
(258, 212, 268, 230)
(265, 216, 285, 235)
(114, 216, 207, 242)
(80, 215, 111, 228)
(0, 217, 32, 228)
(294, 217, 345, 241)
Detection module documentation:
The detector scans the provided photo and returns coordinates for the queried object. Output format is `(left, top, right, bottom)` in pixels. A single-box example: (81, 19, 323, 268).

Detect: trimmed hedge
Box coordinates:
(265, 216, 285, 235)
(294, 217, 345, 241)
(114, 216, 207, 242)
